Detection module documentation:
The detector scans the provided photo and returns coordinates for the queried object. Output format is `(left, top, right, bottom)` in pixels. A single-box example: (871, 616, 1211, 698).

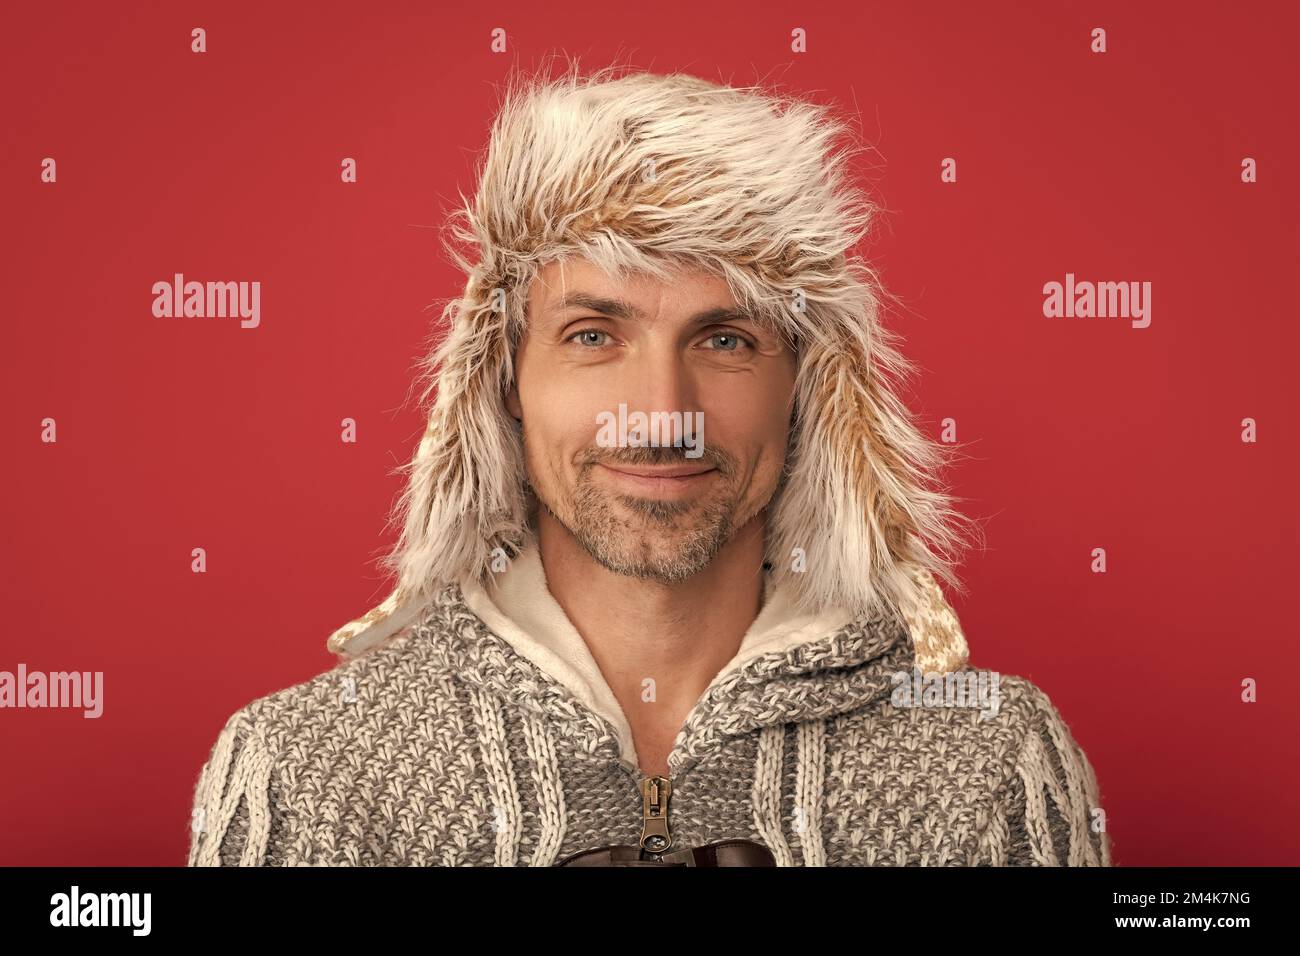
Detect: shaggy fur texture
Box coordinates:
(327, 60, 980, 656)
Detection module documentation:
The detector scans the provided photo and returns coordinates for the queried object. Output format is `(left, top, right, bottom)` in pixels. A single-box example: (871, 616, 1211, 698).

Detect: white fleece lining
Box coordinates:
(458, 536, 856, 772)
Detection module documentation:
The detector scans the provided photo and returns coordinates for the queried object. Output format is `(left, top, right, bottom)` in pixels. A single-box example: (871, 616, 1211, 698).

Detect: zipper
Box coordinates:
(638, 775, 673, 856)
(617, 756, 675, 859)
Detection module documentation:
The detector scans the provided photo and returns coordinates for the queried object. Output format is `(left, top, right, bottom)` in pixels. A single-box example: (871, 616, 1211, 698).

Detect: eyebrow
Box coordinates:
(548, 292, 752, 327)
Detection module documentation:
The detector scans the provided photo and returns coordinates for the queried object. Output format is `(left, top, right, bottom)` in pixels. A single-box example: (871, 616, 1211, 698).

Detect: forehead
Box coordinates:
(525, 257, 736, 317)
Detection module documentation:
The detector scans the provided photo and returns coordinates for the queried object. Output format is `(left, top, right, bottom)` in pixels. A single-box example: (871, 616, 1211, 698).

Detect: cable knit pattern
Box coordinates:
(187, 584, 1111, 866)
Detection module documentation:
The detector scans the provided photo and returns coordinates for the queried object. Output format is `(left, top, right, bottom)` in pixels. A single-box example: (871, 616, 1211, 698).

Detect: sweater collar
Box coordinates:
(427, 535, 944, 777)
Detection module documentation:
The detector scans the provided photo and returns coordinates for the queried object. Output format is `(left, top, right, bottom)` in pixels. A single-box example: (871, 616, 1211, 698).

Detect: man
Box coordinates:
(187, 64, 1110, 866)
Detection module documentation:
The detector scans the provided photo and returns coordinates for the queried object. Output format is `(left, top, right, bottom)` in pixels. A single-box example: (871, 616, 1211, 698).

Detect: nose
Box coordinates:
(618, 339, 700, 452)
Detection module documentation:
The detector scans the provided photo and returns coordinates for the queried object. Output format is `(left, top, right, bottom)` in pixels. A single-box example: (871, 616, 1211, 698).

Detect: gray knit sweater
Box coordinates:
(186, 575, 1111, 866)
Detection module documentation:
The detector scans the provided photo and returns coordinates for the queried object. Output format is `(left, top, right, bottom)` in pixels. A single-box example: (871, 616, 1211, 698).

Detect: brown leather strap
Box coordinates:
(556, 838, 776, 867)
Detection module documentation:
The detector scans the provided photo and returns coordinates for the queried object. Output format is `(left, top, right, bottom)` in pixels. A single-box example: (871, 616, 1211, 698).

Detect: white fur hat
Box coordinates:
(327, 61, 979, 667)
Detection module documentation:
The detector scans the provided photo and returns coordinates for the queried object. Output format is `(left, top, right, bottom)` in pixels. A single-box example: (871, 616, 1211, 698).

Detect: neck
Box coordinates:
(535, 509, 767, 775)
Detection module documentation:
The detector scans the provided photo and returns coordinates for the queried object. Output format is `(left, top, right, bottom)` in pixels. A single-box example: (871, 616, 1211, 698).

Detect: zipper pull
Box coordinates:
(638, 775, 673, 855)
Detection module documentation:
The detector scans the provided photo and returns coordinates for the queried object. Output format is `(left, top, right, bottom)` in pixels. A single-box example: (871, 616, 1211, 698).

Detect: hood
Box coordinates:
(331, 534, 969, 777)
(322, 68, 982, 664)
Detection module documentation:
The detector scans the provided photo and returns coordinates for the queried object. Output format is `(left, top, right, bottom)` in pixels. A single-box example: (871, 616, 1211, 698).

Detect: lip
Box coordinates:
(602, 463, 715, 478)
(596, 462, 717, 495)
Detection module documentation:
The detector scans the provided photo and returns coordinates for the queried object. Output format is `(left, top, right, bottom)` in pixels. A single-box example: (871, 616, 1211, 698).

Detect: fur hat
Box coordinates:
(327, 60, 979, 665)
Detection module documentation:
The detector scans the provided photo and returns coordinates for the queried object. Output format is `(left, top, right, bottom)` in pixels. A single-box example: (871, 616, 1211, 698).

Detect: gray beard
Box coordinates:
(540, 476, 740, 583)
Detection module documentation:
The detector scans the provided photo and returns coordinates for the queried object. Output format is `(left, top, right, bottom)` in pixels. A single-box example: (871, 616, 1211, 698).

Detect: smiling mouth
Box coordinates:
(595, 462, 718, 495)
(602, 463, 715, 479)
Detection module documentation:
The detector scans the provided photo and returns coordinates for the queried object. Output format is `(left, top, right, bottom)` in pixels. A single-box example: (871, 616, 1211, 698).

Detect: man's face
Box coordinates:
(506, 256, 798, 582)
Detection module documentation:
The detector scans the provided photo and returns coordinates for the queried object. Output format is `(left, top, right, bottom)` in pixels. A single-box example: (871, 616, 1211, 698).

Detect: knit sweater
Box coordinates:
(186, 543, 1111, 866)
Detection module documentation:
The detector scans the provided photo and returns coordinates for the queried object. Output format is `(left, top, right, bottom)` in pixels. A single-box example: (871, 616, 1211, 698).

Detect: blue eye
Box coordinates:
(569, 329, 609, 347)
(566, 329, 754, 351)
(705, 332, 752, 351)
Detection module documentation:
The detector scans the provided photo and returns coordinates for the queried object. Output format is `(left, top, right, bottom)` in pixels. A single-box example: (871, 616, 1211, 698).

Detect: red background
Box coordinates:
(2, 1, 1296, 866)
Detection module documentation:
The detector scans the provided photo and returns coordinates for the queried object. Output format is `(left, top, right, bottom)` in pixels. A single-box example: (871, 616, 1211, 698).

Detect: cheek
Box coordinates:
(520, 381, 607, 459)
(707, 373, 794, 439)
(703, 404, 791, 474)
